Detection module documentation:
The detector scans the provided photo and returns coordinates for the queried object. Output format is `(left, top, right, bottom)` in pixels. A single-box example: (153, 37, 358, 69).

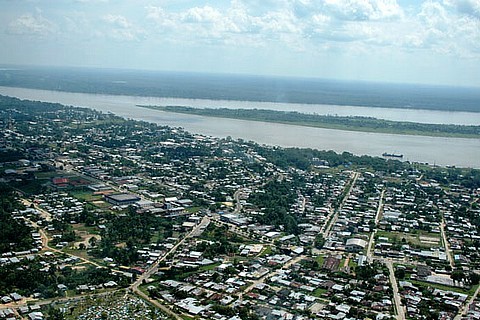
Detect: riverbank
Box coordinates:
(140, 106, 480, 139)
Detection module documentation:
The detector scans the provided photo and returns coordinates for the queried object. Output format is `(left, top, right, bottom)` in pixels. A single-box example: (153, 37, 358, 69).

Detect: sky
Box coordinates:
(1, 0, 480, 87)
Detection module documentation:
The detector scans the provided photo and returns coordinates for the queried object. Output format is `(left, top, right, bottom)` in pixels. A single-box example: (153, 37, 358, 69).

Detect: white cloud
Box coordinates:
(419, 1, 449, 30)
(145, 6, 176, 29)
(258, 9, 302, 34)
(322, 0, 404, 21)
(102, 14, 145, 41)
(181, 6, 223, 23)
(103, 14, 132, 28)
(7, 12, 56, 36)
(146, 2, 302, 47)
(397, 1, 480, 58)
(147, 5, 239, 44)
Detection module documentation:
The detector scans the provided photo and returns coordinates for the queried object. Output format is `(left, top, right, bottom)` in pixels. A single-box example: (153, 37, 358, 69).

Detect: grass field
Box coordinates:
(376, 230, 441, 249)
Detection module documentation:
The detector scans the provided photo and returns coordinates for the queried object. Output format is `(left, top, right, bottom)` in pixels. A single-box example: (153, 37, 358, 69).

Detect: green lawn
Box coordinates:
(312, 287, 328, 297)
(70, 190, 102, 202)
(260, 245, 273, 257)
(315, 255, 326, 266)
(348, 257, 357, 269)
(185, 206, 202, 213)
(199, 262, 221, 272)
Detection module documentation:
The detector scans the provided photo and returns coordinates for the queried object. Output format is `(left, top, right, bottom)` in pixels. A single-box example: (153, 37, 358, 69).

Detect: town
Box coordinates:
(1, 95, 480, 320)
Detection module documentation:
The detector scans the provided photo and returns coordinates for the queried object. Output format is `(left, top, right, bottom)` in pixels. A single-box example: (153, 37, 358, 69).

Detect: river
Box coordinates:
(1, 86, 479, 168)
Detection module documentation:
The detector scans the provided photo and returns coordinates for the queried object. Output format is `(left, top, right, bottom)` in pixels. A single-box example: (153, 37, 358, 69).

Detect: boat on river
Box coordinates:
(382, 152, 403, 158)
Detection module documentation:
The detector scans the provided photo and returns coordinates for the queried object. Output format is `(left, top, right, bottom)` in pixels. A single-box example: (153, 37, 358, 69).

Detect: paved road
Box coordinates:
(386, 260, 406, 320)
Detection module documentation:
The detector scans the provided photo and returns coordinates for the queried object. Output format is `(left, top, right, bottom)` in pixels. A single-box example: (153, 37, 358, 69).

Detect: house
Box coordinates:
(28, 311, 44, 320)
(57, 284, 68, 291)
(10, 292, 22, 301)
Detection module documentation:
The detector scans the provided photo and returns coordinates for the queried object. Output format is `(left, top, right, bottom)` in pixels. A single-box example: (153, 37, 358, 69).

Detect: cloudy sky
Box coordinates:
(1, 0, 480, 87)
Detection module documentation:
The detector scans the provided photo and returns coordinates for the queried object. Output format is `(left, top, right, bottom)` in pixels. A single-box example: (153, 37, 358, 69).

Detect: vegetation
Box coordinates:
(0, 184, 33, 253)
(248, 179, 300, 234)
(91, 206, 174, 265)
(141, 106, 480, 138)
(197, 224, 241, 258)
(253, 145, 407, 172)
(0, 257, 127, 297)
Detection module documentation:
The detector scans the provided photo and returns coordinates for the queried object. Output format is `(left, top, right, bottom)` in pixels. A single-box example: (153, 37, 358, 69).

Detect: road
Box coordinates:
(322, 171, 359, 238)
(22, 199, 52, 222)
(374, 189, 385, 225)
(130, 216, 211, 320)
(366, 231, 376, 261)
(366, 188, 385, 260)
(440, 217, 454, 268)
(386, 260, 406, 320)
(233, 188, 245, 214)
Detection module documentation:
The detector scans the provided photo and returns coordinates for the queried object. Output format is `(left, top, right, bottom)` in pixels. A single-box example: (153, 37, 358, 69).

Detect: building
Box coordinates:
(345, 238, 368, 253)
(105, 193, 141, 206)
